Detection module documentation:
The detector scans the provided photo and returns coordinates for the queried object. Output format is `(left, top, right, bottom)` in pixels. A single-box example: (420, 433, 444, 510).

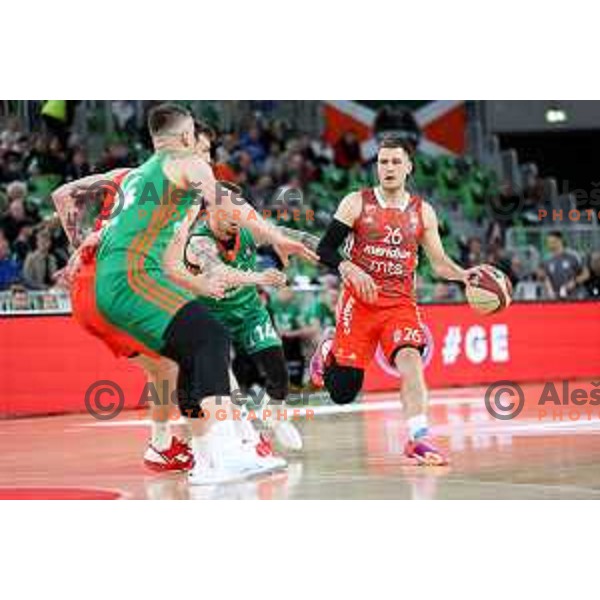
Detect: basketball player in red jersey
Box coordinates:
(312, 134, 473, 465)
(53, 166, 197, 472)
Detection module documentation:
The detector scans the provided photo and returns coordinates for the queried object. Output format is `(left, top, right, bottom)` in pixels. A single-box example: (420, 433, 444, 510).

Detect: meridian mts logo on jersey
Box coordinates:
(375, 323, 434, 377)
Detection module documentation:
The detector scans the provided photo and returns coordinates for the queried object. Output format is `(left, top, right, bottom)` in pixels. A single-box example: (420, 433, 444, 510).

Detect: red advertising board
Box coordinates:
(1, 301, 599, 416)
(0, 315, 145, 417)
(364, 301, 600, 391)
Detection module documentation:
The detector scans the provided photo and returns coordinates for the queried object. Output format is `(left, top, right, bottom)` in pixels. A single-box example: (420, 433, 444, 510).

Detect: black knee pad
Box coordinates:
(251, 346, 290, 401)
(323, 360, 364, 405)
(162, 301, 231, 417)
(231, 352, 260, 393)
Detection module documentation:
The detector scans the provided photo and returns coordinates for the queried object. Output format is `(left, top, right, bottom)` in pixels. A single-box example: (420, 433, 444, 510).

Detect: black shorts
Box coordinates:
(162, 301, 231, 417)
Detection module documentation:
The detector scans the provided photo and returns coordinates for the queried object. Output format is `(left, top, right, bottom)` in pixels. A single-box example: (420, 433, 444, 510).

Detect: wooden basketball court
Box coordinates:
(1, 380, 600, 499)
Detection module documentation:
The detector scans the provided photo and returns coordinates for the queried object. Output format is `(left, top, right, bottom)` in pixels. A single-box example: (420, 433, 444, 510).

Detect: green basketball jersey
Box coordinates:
(190, 222, 263, 320)
(94, 151, 198, 353)
(98, 151, 197, 269)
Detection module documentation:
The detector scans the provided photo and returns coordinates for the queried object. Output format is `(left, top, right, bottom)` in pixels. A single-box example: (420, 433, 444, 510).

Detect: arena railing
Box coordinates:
(506, 225, 600, 258)
(0, 290, 71, 315)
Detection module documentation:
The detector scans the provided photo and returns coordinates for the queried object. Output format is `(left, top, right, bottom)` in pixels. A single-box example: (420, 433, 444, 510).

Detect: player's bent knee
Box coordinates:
(252, 346, 290, 401)
(324, 363, 364, 405)
(392, 346, 423, 371)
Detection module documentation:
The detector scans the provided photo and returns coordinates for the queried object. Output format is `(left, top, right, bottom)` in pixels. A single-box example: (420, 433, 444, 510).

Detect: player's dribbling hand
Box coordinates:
(257, 268, 287, 288)
(464, 266, 482, 286)
(339, 261, 378, 303)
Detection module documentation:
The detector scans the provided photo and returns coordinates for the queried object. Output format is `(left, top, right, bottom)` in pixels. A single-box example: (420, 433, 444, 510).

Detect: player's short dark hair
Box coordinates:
(377, 133, 415, 161)
(547, 230, 564, 242)
(193, 118, 216, 142)
(147, 103, 192, 136)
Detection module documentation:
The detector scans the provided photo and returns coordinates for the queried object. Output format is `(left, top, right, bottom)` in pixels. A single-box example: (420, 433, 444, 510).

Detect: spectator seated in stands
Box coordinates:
(41, 291, 59, 311)
(0, 117, 23, 148)
(507, 254, 543, 300)
(540, 231, 587, 299)
(22, 227, 59, 290)
(9, 284, 30, 311)
(461, 236, 484, 269)
(0, 148, 26, 184)
(0, 186, 36, 246)
(6, 180, 28, 205)
(239, 125, 267, 165)
(12, 222, 34, 264)
(581, 250, 600, 299)
(65, 147, 91, 182)
(0, 230, 21, 290)
(432, 282, 453, 302)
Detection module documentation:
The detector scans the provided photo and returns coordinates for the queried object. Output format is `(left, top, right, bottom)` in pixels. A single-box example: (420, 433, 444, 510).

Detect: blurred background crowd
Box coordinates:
(1, 100, 599, 321)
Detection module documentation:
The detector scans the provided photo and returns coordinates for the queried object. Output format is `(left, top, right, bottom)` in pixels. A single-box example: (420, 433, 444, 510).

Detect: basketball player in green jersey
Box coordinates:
(88, 104, 316, 484)
(185, 210, 304, 452)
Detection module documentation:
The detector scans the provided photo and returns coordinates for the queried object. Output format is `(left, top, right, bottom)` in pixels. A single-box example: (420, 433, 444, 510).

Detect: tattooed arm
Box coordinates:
(51, 168, 130, 248)
(185, 235, 286, 289)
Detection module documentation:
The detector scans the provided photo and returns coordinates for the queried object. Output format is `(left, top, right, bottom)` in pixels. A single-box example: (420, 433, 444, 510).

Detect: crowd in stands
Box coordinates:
(1, 103, 599, 320)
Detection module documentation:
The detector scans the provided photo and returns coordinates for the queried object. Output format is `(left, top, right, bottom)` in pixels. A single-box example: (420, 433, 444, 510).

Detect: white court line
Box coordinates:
(79, 395, 485, 428)
(78, 394, 600, 438)
(435, 417, 600, 436)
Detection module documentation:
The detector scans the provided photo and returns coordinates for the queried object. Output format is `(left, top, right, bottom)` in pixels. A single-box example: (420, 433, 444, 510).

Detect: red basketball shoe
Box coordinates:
(144, 437, 194, 472)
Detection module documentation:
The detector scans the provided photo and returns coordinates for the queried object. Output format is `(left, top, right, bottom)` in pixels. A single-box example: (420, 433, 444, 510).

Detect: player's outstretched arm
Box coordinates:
(275, 226, 320, 252)
(421, 202, 468, 283)
(185, 235, 286, 289)
(182, 158, 317, 266)
(51, 168, 130, 248)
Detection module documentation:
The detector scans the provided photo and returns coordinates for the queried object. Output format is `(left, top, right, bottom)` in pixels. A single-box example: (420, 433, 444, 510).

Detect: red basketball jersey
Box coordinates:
(347, 187, 425, 307)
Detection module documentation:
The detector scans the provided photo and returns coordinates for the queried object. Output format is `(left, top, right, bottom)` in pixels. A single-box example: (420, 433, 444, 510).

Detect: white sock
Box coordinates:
(407, 414, 429, 441)
(151, 420, 171, 450)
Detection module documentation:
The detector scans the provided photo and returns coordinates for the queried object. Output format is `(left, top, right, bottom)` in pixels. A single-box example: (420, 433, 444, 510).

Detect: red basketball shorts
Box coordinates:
(330, 288, 425, 370)
(70, 254, 159, 359)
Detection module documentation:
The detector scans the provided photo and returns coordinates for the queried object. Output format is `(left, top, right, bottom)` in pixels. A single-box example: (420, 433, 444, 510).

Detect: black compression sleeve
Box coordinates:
(317, 218, 352, 270)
